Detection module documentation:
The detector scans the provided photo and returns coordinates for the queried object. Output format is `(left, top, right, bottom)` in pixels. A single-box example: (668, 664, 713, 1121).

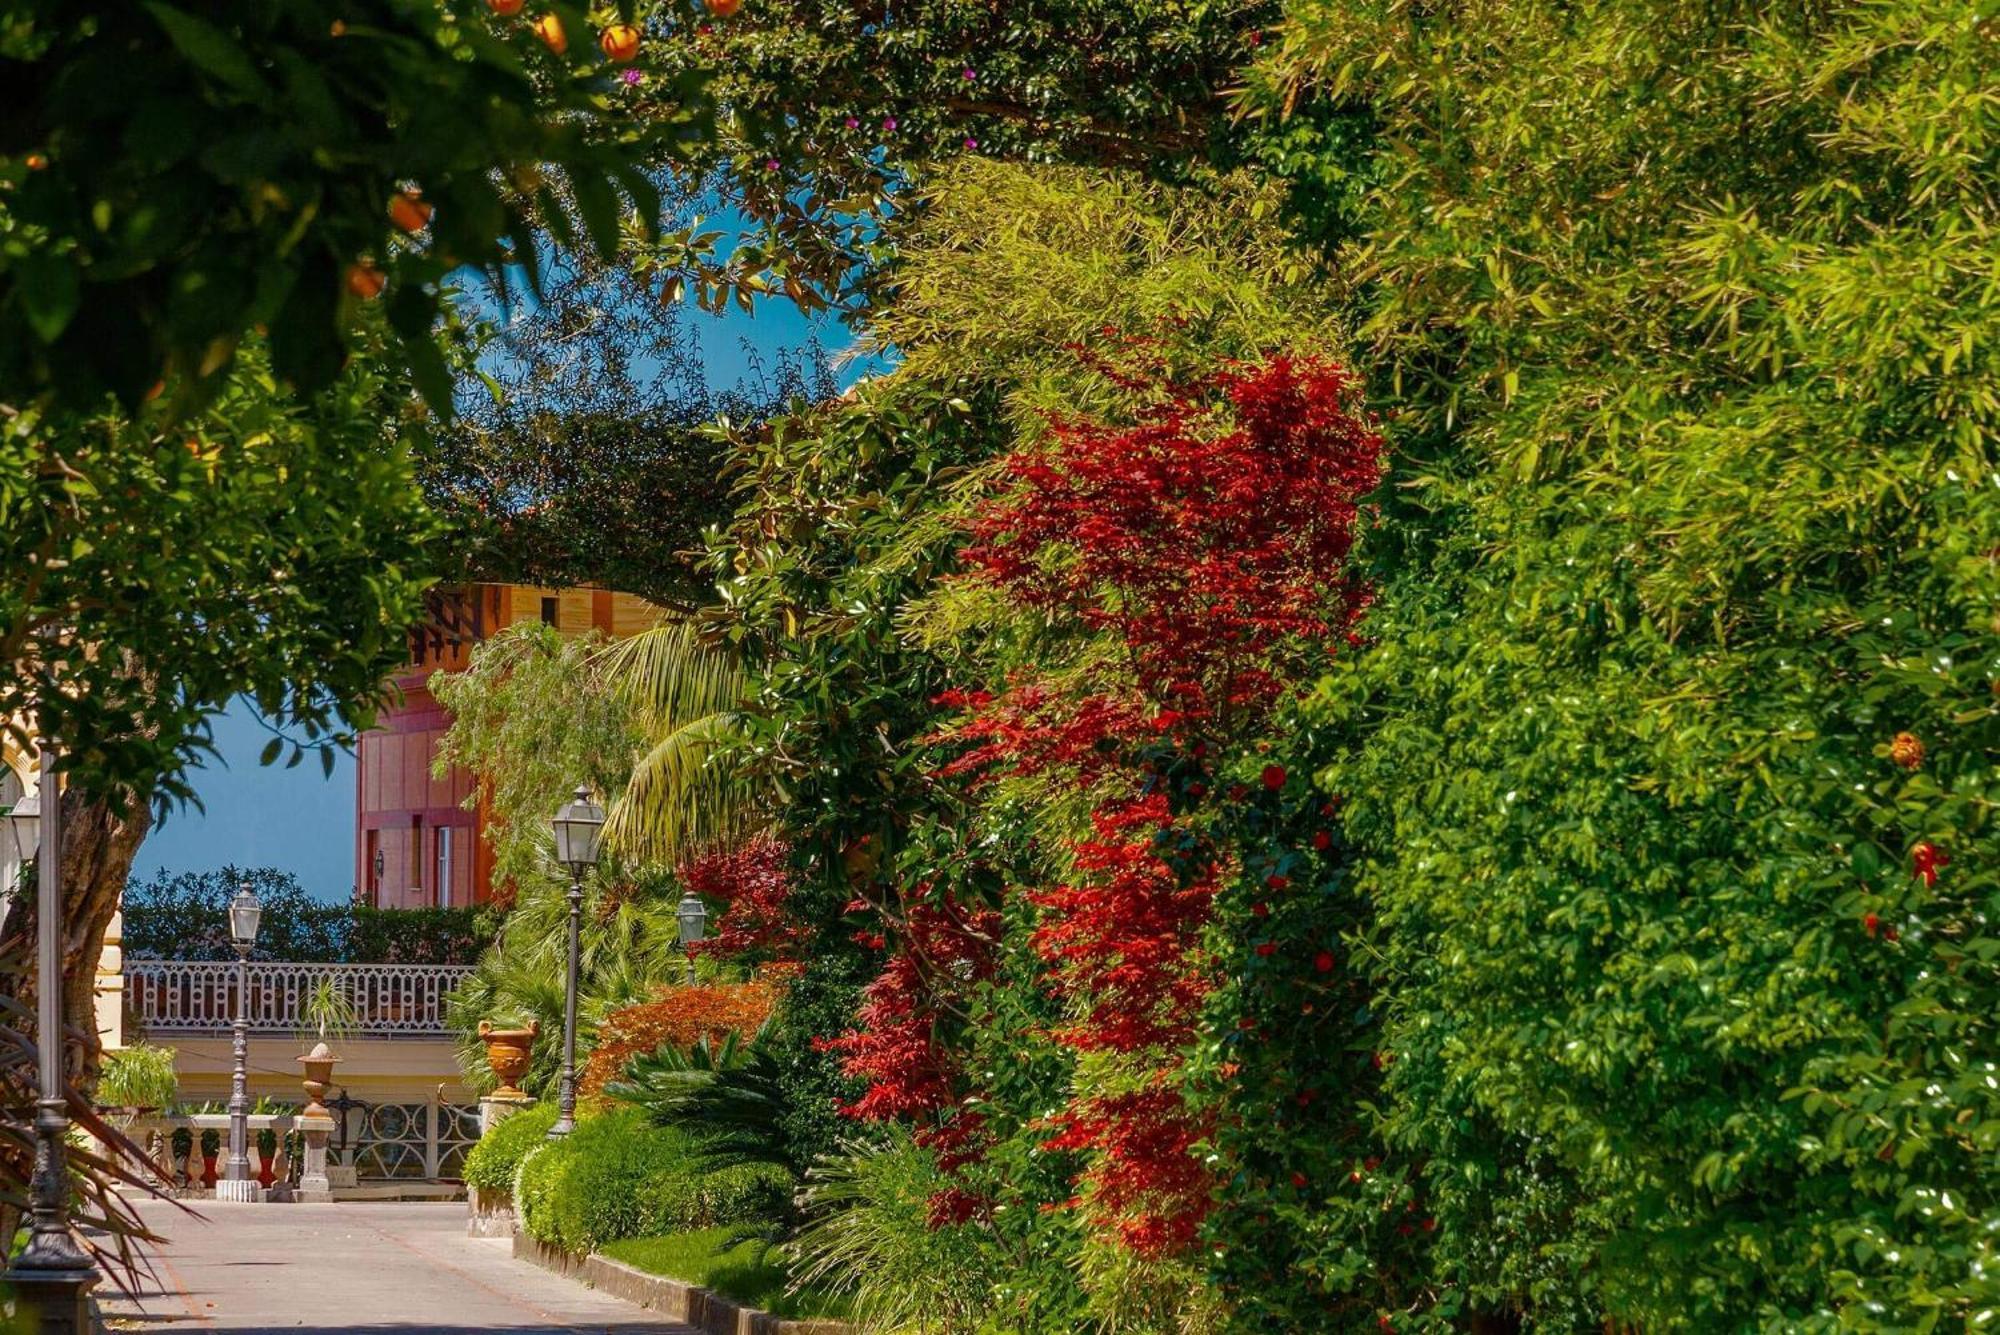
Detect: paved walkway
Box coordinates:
(99, 1200, 698, 1335)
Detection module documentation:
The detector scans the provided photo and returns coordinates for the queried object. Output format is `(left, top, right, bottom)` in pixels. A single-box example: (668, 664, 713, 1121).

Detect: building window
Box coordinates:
(435, 827, 454, 907)
(540, 596, 558, 627)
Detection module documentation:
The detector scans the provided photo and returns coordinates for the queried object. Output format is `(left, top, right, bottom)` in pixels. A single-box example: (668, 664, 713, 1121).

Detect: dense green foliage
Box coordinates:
(0, 0, 680, 414)
(0, 343, 438, 800)
(430, 624, 645, 899)
(1206, 1, 2000, 1329)
(93, 1042, 177, 1110)
(514, 1105, 789, 1255)
(122, 866, 496, 963)
(460, 1101, 558, 1194)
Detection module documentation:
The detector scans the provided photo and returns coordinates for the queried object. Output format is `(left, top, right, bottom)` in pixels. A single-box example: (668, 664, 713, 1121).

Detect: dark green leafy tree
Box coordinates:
(0, 0, 697, 414)
(607, 0, 1278, 312)
(1226, 1, 2000, 1328)
(421, 248, 832, 608)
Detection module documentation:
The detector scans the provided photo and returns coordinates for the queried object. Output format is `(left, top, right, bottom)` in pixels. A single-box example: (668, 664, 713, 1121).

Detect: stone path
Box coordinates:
(98, 1200, 698, 1335)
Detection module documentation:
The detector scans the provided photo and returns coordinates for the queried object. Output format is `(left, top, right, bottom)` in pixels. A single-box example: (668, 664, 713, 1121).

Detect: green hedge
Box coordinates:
(515, 1106, 790, 1255)
(461, 1102, 558, 1193)
(123, 866, 499, 964)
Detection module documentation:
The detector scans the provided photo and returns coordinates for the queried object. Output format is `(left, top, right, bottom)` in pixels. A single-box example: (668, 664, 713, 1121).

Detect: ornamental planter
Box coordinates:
(478, 1020, 539, 1099)
(297, 1041, 342, 1118)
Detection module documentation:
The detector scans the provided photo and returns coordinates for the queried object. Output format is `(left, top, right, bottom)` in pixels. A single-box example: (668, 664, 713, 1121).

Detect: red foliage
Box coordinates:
(580, 981, 778, 1096)
(831, 350, 1381, 1258)
(679, 837, 809, 961)
(818, 896, 1000, 1123)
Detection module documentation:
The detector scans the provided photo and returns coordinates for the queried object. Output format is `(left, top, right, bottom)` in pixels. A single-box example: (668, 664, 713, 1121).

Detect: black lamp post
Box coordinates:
(548, 785, 603, 1138)
(220, 882, 262, 1200)
(5, 735, 97, 1331)
(675, 892, 707, 986)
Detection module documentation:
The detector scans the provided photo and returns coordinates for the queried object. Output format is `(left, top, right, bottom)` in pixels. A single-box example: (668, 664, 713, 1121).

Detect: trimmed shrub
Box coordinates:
(462, 1102, 558, 1193)
(515, 1106, 788, 1255)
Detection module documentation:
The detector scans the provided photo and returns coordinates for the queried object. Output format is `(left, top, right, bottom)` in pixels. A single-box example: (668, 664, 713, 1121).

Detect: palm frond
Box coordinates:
(594, 621, 761, 860)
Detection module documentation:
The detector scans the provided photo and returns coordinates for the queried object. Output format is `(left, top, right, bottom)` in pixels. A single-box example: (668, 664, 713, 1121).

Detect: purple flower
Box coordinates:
(964, 136, 978, 149)
(621, 68, 644, 86)
(883, 115, 898, 131)
(765, 158, 780, 171)
(844, 115, 860, 129)
(962, 67, 976, 80)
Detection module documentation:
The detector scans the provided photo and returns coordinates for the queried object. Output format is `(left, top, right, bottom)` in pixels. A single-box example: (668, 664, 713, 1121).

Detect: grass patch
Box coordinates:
(601, 1227, 850, 1321)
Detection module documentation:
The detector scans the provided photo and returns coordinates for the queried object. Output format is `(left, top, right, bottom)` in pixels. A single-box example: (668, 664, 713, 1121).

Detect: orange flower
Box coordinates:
(1889, 731, 1924, 770)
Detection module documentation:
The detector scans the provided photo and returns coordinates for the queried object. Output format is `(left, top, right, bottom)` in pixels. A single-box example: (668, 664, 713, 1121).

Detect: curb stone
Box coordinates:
(511, 1228, 850, 1335)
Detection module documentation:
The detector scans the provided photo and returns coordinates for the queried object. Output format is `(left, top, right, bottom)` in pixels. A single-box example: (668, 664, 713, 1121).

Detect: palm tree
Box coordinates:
(445, 861, 689, 1097)
(595, 620, 759, 862)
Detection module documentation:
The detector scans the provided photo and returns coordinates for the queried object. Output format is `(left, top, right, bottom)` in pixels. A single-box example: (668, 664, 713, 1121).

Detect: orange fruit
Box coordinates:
(531, 12, 567, 53)
(599, 22, 641, 62)
(345, 263, 387, 300)
(487, 0, 524, 12)
(388, 190, 434, 234)
(329, 19, 347, 35)
(24, 152, 48, 171)
(708, 0, 742, 15)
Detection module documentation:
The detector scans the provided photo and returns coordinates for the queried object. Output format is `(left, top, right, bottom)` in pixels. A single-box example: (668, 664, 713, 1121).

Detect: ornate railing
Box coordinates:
(125, 961, 473, 1036)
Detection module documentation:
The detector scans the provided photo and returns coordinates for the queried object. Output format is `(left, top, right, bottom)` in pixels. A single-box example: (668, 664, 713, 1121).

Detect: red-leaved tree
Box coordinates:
(827, 348, 1382, 1256)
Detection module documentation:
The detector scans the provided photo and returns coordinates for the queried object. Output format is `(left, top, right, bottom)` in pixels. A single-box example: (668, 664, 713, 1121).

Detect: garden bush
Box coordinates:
(1208, 2, 2000, 1329)
(579, 982, 778, 1098)
(515, 1106, 789, 1255)
(94, 1043, 178, 1110)
(461, 1102, 558, 1195)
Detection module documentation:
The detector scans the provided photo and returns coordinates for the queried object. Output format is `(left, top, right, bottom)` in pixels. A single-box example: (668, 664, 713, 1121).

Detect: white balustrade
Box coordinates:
(124, 961, 473, 1036)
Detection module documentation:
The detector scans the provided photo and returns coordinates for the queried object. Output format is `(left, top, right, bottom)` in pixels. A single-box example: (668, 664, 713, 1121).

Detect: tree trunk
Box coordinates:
(2, 785, 152, 1088)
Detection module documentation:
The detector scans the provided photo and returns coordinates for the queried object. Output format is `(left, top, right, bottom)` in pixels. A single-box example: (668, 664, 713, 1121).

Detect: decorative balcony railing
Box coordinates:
(125, 961, 474, 1037)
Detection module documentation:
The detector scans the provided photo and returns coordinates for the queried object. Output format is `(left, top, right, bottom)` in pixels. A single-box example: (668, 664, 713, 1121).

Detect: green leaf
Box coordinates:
(14, 250, 80, 343)
(143, 4, 270, 100)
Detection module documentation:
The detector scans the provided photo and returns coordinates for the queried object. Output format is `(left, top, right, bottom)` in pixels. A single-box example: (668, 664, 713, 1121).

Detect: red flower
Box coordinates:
(1912, 842, 1948, 887)
(1255, 942, 1277, 957)
(1261, 764, 1287, 791)
(1266, 873, 1289, 891)
(1290, 1171, 1308, 1189)
(1312, 830, 1332, 851)
(1314, 951, 1335, 973)
(1884, 924, 1900, 943)
(1863, 913, 1880, 937)
(1251, 902, 1270, 917)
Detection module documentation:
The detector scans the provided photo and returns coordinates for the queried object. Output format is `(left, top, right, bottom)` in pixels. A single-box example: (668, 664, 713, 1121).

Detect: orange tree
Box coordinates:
(0, 0, 702, 416)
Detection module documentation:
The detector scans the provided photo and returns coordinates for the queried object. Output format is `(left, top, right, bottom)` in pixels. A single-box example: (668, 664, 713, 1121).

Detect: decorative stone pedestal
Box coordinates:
(296, 1113, 336, 1203)
(213, 1178, 263, 1203)
(479, 1092, 534, 1135)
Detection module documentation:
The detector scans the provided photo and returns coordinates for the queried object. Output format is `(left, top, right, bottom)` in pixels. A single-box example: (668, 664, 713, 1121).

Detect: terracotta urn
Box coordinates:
(297, 1041, 342, 1119)
(478, 1020, 539, 1099)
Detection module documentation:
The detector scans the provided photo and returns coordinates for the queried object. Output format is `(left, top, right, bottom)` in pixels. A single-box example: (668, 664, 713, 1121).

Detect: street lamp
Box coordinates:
(548, 785, 603, 1138)
(220, 881, 262, 1201)
(372, 847, 385, 902)
(4, 786, 38, 908)
(6, 734, 98, 1331)
(675, 892, 707, 986)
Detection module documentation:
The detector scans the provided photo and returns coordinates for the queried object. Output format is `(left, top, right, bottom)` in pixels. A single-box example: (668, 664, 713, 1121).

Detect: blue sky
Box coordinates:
(130, 291, 862, 901)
